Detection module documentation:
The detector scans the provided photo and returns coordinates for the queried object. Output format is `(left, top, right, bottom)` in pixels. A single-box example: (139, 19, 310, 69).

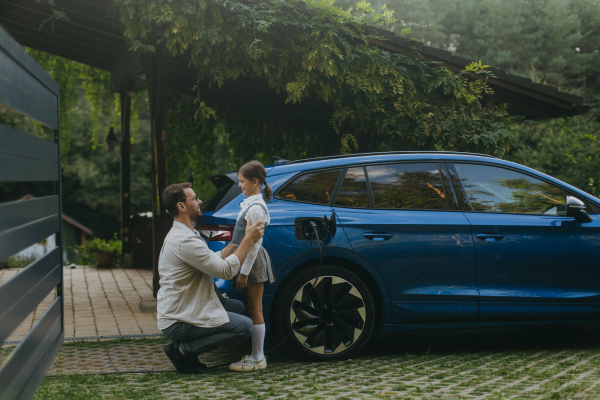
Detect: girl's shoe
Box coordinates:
(229, 355, 267, 372)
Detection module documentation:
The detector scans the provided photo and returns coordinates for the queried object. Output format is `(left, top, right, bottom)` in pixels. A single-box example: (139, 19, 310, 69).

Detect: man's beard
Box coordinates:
(189, 206, 202, 222)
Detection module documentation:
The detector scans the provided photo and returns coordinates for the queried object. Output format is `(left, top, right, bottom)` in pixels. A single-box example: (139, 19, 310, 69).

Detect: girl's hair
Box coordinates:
(239, 160, 272, 203)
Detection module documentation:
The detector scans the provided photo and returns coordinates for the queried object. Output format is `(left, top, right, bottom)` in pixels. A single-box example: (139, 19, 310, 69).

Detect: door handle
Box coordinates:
(475, 233, 505, 242)
(363, 232, 394, 241)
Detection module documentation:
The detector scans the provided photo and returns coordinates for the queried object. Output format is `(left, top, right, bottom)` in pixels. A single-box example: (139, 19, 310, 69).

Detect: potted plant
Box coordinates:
(76, 234, 122, 268)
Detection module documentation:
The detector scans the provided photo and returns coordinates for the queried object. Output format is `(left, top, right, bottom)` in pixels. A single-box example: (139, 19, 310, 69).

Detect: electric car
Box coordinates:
(196, 152, 600, 361)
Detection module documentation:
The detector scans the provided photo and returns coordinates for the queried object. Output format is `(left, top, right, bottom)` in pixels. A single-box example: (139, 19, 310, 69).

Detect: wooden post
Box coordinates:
(146, 49, 170, 297)
(120, 91, 132, 261)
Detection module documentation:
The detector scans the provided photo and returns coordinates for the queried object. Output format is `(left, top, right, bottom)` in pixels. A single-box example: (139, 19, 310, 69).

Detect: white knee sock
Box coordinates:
(250, 324, 265, 361)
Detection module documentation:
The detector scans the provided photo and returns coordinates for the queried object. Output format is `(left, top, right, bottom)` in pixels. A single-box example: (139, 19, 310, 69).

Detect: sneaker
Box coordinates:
(229, 355, 267, 372)
(164, 343, 207, 374)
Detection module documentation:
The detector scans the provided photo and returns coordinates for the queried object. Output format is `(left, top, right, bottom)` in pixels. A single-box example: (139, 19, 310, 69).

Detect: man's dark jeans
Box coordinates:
(161, 298, 252, 356)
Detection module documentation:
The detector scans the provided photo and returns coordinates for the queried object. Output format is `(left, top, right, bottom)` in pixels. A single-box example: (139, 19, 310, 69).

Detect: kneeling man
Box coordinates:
(158, 182, 264, 373)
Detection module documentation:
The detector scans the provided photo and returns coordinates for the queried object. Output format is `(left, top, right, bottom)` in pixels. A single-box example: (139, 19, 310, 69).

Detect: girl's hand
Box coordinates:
(237, 274, 249, 289)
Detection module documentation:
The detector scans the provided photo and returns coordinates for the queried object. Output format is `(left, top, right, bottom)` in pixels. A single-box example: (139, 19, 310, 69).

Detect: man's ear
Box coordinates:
(177, 202, 186, 213)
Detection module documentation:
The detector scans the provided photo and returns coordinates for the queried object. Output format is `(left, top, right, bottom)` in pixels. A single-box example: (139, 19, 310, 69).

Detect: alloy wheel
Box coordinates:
(289, 275, 366, 354)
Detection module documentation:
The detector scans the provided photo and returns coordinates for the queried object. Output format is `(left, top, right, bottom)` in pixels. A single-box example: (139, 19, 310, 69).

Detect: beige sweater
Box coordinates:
(157, 221, 240, 330)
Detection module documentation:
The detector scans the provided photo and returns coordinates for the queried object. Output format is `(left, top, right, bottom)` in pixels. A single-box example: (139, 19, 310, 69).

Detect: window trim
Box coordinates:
(333, 166, 373, 208)
(447, 161, 581, 216)
(445, 162, 473, 211)
(331, 161, 454, 212)
(273, 167, 345, 206)
(438, 162, 459, 210)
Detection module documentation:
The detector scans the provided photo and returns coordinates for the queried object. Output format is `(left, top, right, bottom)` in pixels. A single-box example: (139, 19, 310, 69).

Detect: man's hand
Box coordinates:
(245, 218, 265, 243)
(232, 218, 265, 267)
(237, 274, 249, 290)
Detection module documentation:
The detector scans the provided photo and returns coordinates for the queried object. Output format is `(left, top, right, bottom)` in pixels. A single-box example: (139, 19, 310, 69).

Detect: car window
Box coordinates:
(454, 163, 566, 215)
(276, 169, 341, 204)
(367, 163, 448, 210)
(335, 167, 371, 208)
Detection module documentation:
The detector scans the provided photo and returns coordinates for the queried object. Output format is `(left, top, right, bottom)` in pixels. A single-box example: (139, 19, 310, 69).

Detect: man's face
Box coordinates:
(181, 188, 202, 221)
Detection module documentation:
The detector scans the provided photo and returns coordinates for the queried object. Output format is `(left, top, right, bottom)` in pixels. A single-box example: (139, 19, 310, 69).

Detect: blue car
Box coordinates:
(196, 151, 600, 360)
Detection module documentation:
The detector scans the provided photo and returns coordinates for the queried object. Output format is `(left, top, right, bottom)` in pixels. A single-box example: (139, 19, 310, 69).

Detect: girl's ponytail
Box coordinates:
(263, 182, 272, 203)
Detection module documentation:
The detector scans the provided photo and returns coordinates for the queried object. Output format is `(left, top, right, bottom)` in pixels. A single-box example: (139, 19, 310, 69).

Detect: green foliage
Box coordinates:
(75, 233, 122, 266)
(560, 117, 597, 163)
(38, 0, 71, 32)
(165, 93, 220, 199)
(58, 85, 153, 239)
(165, 92, 344, 198)
(0, 255, 36, 269)
(114, 0, 515, 156)
(588, 178, 600, 198)
(24, 50, 144, 155)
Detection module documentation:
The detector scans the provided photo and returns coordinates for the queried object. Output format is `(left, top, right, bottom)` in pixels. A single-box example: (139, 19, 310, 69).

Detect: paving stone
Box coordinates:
(1, 267, 160, 343)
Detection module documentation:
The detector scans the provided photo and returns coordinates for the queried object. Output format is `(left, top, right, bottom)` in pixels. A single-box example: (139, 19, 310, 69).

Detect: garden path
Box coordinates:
(0, 266, 160, 343)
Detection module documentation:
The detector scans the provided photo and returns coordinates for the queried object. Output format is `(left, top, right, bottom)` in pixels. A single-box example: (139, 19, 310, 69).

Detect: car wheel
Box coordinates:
(274, 264, 375, 361)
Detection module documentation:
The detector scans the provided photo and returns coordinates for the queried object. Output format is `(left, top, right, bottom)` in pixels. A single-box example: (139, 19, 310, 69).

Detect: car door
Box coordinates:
(266, 168, 346, 287)
(449, 162, 600, 321)
(333, 162, 479, 324)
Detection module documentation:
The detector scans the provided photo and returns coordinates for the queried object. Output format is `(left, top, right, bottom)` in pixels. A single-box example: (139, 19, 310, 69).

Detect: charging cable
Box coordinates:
(264, 221, 323, 355)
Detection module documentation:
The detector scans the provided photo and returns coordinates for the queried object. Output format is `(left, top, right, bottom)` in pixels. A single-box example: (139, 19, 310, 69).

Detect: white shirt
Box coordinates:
(157, 221, 241, 330)
(238, 193, 270, 276)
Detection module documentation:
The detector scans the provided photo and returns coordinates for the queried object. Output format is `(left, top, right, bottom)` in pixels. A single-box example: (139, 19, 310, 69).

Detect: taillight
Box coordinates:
(197, 224, 235, 241)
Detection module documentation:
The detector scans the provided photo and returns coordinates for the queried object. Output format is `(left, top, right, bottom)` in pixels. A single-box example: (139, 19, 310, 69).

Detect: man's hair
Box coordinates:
(162, 182, 192, 217)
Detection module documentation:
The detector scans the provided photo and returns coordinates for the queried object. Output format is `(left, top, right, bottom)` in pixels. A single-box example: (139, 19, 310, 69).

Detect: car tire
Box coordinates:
(274, 264, 375, 361)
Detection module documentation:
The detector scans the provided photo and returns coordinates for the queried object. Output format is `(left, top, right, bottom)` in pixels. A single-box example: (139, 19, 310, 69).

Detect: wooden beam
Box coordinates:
(145, 48, 170, 297)
(111, 46, 144, 93)
(120, 91, 132, 260)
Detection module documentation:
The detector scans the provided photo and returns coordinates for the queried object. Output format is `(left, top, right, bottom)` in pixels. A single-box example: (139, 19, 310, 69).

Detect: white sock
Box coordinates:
(250, 324, 265, 361)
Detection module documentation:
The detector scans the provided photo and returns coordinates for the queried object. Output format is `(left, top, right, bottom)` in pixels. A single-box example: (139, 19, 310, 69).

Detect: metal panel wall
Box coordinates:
(0, 24, 63, 400)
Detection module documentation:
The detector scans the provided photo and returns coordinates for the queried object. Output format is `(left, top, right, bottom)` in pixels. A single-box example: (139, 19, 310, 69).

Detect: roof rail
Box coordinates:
(285, 151, 498, 165)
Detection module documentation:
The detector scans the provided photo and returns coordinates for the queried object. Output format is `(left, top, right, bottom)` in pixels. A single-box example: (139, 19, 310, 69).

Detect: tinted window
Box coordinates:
(335, 167, 371, 208)
(367, 163, 447, 210)
(201, 182, 235, 212)
(454, 163, 566, 215)
(277, 169, 341, 204)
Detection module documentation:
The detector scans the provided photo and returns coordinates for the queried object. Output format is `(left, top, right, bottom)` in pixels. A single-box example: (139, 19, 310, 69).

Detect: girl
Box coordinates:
(229, 160, 275, 372)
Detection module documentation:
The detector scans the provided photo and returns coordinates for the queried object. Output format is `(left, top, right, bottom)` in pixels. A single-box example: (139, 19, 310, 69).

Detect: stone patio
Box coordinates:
(0, 266, 160, 343)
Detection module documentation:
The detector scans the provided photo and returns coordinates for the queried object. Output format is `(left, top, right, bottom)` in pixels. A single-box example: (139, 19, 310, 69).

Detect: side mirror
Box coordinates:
(566, 196, 593, 223)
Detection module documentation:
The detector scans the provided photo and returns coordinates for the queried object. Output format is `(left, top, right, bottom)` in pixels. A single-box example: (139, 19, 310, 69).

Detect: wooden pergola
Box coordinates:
(0, 0, 590, 295)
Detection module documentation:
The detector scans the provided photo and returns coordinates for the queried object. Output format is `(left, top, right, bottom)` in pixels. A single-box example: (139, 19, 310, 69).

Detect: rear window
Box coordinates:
(276, 169, 342, 205)
(201, 182, 237, 212)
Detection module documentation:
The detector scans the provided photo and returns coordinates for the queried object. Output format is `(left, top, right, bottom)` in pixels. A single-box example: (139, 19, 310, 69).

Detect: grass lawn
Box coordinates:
(33, 324, 600, 399)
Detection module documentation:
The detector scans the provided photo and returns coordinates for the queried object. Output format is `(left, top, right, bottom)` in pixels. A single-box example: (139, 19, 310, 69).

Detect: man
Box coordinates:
(158, 182, 265, 373)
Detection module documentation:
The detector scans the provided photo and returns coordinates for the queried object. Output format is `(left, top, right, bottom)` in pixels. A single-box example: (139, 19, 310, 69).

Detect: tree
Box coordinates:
(115, 0, 516, 157)
(357, 0, 600, 193)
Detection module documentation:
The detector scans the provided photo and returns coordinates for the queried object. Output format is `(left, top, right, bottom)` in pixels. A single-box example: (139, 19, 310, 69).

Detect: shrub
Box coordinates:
(75, 233, 122, 266)
(0, 255, 36, 269)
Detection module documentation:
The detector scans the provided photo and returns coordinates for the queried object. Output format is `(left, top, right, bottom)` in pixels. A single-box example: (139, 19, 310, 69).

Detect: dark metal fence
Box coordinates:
(0, 25, 64, 399)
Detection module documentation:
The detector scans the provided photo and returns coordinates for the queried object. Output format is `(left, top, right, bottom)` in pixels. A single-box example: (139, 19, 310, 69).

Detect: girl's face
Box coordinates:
(238, 174, 260, 197)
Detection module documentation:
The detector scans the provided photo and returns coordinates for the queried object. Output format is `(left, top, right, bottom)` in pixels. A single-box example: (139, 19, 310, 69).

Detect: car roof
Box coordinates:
(267, 151, 499, 176)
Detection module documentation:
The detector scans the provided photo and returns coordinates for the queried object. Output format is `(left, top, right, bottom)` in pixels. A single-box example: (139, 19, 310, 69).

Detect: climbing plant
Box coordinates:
(114, 0, 516, 157)
(24, 49, 144, 156)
